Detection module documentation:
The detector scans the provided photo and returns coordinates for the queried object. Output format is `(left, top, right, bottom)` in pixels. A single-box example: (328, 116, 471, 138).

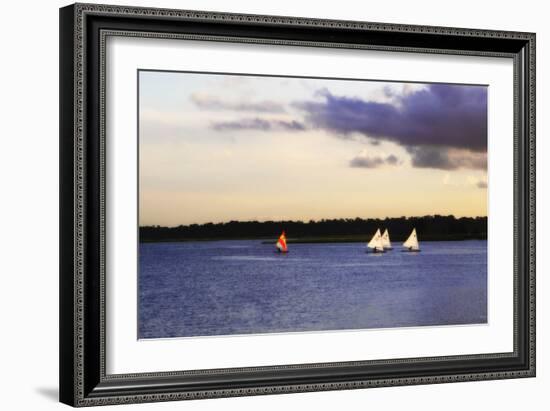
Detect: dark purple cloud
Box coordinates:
(212, 118, 306, 132)
(191, 93, 285, 113)
(350, 153, 401, 169)
(294, 84, 487, 152)
(293, 84, 487, 170)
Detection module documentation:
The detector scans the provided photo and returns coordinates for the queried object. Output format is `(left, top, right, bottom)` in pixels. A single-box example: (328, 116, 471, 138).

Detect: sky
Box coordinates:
(139, 70, 488, 227)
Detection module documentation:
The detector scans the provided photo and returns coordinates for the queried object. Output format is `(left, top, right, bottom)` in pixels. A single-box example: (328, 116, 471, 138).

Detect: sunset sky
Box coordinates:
(139, 70, 487, 227)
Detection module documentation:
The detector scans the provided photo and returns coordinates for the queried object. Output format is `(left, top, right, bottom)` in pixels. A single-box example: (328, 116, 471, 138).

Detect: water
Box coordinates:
(139, 240, 487, 339)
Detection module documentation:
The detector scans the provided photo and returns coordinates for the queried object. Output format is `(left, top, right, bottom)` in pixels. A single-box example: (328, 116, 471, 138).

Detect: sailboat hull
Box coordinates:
(401, 249, 421, 252)
(366, 248, 385, 254)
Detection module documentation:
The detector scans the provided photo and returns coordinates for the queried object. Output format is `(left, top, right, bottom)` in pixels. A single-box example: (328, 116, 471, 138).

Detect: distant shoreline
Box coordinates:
(140, 234, 487, 244)
(140, 215, 487, 244)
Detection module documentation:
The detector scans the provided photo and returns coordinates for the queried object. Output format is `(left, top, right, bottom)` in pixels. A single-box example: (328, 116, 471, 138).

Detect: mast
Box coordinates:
(402, 228, 420, 251)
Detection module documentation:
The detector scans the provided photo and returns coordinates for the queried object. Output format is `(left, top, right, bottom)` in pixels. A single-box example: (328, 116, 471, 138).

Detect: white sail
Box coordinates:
(367, 229, 385, 252)
(403, 228, 420, 250)
(381, 229, 392, 249)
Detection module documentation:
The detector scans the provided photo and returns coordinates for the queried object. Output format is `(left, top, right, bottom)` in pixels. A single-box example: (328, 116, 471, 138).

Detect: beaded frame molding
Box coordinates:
(59, 3, 535, 407)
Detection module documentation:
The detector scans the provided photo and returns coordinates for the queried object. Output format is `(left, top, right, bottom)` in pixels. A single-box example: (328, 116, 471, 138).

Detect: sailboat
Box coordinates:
(366, 229, 385, 253)
(402, 228, 420, 252)
(276, 231, 289, 253)
(381, 229, 393, 250)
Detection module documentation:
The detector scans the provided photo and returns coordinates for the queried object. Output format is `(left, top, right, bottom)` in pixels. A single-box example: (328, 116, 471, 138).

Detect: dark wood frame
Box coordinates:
(60, 3, 536, 407)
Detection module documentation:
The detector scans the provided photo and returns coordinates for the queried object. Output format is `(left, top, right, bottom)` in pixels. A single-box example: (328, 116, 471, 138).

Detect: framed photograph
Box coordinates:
(59, 3, 535, 407)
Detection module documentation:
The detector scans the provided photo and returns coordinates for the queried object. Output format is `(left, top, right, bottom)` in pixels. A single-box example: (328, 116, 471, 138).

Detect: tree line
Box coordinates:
(140, 215, 487, 243)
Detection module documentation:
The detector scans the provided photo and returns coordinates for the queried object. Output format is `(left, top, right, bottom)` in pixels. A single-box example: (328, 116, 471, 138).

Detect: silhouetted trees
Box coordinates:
(140, 215, 487, 243)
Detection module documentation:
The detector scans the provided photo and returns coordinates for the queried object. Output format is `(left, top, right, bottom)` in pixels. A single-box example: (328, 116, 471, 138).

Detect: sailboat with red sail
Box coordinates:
(276, 231, 289, 253)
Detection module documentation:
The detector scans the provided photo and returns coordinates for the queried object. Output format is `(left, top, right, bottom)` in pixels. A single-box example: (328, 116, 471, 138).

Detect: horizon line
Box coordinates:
(140, 214, 488, 229)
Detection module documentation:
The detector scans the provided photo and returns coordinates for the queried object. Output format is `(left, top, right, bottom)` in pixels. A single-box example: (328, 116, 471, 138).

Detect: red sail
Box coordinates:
(276, 231, 288, 252)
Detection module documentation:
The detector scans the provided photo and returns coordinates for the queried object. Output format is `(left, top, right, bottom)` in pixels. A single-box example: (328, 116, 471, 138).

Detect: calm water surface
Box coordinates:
(139, 240, 487, 338)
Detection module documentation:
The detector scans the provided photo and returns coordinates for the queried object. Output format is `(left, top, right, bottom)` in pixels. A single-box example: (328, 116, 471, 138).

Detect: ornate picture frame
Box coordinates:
(59, 3, 535, 406)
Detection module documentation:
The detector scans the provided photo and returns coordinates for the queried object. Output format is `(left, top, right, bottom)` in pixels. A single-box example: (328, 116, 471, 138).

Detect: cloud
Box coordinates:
(385, 154, 400, 165)
(466, 176, 488, 189)
(191, 93, 285, 113)
(295, 84, 487, 151)
(349, 152, 402, 169)
(294, 84, 487, 170)
(212, 118, 306, 132)
(407, 147, 487, 170)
